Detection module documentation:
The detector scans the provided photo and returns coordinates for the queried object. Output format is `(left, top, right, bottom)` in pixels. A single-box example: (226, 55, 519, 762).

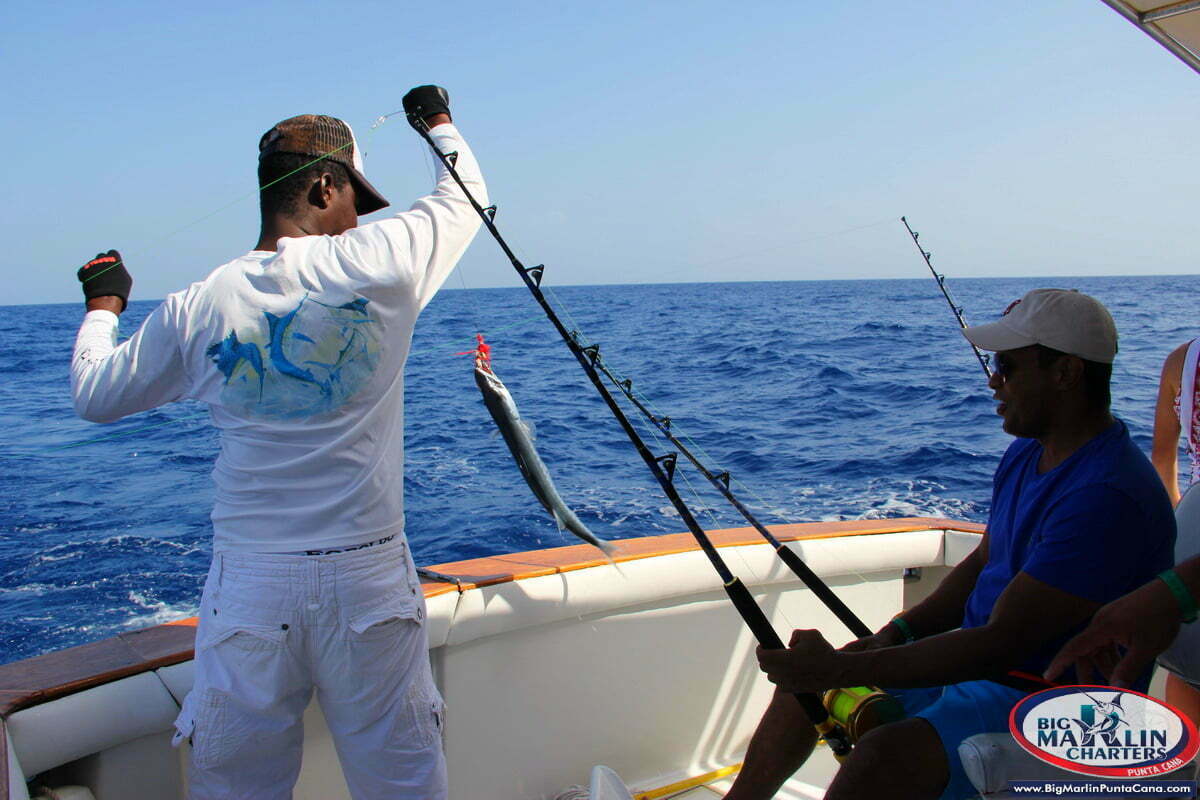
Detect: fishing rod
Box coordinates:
(593, 360, 873, 640)
(901, 216, 992, 379)
(406, 116, 855, 758)
(592, 351, 1057, 694)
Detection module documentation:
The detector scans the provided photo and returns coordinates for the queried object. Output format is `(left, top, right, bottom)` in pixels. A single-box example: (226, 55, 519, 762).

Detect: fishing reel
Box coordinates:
(822, 686, 905, 743)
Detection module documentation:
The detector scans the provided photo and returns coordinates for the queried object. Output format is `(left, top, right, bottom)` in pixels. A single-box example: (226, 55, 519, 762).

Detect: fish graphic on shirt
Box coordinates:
(207, 295, 382, 420)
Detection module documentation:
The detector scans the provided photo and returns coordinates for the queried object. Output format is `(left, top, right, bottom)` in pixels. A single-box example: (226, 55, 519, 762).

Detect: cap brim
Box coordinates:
(961, 319, 1036, 353)
(347, 166, 389, 215)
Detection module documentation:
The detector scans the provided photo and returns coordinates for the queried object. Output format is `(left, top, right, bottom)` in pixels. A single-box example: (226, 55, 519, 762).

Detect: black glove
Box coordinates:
(77, 250, 132, 311)
(402, 85, 451, 130)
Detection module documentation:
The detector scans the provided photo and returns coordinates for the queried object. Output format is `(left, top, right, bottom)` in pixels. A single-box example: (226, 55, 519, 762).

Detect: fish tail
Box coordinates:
(600, 540, 626, 577)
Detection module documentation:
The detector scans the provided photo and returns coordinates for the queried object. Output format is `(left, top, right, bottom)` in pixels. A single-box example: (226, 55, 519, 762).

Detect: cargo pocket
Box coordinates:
(348, 596, 419, 642)
(180, 687, 269, 770)
(396, 677, 446, 750)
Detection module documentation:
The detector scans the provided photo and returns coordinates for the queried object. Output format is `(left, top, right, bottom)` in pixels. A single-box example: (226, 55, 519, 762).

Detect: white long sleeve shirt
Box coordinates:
(72, 124, 486, 552)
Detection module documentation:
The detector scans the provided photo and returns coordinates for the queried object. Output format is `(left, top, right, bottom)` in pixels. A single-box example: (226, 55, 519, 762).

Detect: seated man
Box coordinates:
(726, 289, 1175, 800)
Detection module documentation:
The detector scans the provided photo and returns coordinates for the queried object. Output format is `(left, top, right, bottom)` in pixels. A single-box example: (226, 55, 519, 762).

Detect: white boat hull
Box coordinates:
(2, 519, 974, 800)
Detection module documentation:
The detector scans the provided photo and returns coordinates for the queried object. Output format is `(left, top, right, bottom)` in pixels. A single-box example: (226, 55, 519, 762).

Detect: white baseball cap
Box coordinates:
(961, 288, 1118, 364)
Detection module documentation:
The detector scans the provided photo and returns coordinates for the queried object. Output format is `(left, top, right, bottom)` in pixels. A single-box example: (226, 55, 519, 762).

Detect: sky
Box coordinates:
(2, 0, 1198, 305)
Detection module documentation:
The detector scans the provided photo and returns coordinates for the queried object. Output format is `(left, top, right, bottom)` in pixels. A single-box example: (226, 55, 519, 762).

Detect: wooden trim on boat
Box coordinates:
(0, 517, 981, 719)
(0, 621, 199, 718)
(416, 516, 984, 598)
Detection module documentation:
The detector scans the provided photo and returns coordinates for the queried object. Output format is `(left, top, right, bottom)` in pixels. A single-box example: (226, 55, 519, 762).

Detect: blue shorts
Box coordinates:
(888, 681, 1028, 800)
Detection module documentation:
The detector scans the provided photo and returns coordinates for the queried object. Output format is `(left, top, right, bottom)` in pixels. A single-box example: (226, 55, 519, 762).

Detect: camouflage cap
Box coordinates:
(258, 114, 389, 215)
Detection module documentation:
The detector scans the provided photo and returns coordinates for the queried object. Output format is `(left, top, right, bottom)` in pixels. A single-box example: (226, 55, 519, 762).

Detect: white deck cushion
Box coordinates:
(7, 673, 178, 777)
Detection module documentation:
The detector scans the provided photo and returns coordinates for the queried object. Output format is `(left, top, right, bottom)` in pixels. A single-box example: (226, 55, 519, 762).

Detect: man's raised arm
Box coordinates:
(71, 251, 190, 422)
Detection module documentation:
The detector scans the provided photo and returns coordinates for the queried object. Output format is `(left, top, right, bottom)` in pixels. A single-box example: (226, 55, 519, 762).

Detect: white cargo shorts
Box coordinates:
(172, 537, 446, 800)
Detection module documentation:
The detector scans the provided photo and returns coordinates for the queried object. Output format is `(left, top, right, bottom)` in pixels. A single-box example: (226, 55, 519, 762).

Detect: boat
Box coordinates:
(5, 4, 1200, 799)
(1, 517, 986, 799)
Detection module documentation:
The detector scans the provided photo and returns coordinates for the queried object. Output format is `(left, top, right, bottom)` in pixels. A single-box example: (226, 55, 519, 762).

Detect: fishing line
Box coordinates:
(900, 216, 992, 379)
(407, 114, 855, 759)
(80, 142, 355, 288)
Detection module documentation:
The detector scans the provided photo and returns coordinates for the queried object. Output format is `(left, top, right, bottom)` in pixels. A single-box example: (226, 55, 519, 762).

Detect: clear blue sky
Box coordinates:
(3, 0, 1197, 305)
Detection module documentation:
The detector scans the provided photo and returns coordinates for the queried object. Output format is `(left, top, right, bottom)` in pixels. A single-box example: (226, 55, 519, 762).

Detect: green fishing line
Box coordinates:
(82, 142, 355, 286)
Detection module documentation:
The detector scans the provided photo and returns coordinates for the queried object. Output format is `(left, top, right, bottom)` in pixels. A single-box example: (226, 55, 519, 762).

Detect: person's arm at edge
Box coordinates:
(1045, 555, 1200, 687)
(1152, 343, 1187, 507)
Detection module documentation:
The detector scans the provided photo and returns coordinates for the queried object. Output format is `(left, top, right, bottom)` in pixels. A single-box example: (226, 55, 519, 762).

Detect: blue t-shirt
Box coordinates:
(963, 419, 1175, 678)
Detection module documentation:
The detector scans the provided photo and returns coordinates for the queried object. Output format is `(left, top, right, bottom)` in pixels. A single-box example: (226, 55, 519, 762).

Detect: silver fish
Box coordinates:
(474, 359, 616, 558)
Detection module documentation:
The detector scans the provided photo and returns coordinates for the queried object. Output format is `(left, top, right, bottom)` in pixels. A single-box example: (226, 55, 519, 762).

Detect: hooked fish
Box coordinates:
(472, 338, 617, 558)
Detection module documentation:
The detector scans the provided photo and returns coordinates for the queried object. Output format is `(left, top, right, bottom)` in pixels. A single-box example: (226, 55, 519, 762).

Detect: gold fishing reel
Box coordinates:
(822, 686, 905, 743)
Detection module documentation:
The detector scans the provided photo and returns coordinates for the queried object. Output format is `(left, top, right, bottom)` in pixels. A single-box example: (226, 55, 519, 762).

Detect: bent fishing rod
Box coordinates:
(901, 216, 992, 379)
(407, 116, 854, 757)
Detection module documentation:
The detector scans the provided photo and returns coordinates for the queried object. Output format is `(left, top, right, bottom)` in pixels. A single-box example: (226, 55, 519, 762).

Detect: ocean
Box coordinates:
(1, 276, 1194, 665)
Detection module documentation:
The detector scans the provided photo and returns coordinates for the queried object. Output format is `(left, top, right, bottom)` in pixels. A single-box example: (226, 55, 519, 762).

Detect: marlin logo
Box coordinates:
(1072, 691, 1128, 747)
(1009, 686, 1198, 778)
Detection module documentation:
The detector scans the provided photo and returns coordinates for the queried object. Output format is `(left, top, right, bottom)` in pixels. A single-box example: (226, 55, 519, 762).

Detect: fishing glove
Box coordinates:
(77, 250, 132, 311)
(402, 85, 451, 129)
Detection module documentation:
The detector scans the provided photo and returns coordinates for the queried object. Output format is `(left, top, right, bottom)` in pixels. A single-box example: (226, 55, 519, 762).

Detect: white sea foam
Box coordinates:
(122, 592, 198, 629)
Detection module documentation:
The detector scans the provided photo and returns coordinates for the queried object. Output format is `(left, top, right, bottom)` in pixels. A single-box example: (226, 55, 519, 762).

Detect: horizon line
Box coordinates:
(8, 272, 1197, 310)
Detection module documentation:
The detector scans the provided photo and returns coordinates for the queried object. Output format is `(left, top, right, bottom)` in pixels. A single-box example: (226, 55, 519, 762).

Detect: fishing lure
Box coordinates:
(472, 335, 616, 558)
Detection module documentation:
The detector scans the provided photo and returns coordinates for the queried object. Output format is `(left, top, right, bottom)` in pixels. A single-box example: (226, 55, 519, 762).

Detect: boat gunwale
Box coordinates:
(0, 516, 982, 725)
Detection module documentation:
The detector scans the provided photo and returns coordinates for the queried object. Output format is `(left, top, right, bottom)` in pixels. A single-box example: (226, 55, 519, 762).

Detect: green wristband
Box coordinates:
(1159, 569, 1198, 624)
(891, 616, 917, 643)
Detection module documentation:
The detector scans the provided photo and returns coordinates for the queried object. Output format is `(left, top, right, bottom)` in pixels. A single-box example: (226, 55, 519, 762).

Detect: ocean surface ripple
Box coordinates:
(1, 276, 1195, 664)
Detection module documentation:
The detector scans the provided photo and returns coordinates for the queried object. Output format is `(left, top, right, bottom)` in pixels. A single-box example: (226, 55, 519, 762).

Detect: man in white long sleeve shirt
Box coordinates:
(70, 86, 484, 800)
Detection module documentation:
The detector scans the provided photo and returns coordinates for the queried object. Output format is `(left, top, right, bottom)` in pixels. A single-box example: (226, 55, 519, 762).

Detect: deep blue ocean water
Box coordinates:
(1, 276, 1195, 665)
